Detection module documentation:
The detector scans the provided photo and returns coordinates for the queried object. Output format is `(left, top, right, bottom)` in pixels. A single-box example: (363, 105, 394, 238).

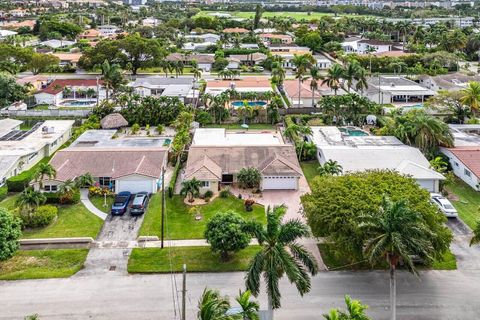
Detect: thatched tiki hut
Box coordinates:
(100, 113, 128, 129)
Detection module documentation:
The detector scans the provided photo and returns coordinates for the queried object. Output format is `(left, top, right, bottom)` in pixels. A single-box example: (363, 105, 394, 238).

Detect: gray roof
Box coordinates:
(130, 76, 194, 88)
(71, 130, 169, 149)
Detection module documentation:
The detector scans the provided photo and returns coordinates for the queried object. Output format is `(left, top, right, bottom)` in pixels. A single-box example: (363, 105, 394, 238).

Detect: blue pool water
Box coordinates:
(339, 127, 369, 136)
(401, 104, 425, 112)
(231, 101, 267, 108)
(62, 100, 96, 107)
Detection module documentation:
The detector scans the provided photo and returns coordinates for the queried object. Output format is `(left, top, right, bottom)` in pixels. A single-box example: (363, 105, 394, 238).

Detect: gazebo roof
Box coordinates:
(100, 113, 128, 129)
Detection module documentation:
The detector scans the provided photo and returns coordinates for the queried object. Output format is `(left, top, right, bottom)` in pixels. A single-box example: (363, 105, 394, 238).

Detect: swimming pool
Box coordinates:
(339, 127, 369, 136)
(61, 100, 97, 107)
(401, 104, 425, 112)
(231, 101, 267, 108)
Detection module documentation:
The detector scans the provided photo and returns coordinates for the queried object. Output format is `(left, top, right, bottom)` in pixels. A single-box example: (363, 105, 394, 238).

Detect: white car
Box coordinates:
(430, 193, 458, 218)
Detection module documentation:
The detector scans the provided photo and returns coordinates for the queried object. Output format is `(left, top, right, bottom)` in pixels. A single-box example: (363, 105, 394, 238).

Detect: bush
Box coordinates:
(88, 186, 114, 197)
(204, 190, 213, 198)
(219, 189, 230, 198)
(44, 192, 61, 204)
(0, 186, 7, 202)
(59, 189, 80, 204)
(6, 171, 32, 192)
(0, 208, 22, 261)
(237, 168, 261, 189)
(21, 205, 57, 228)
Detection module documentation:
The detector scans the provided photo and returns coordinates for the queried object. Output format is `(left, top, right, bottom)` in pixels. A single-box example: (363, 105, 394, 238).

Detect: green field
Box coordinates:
(139, 194, 266, 239)
(195, 10, 369, 20)
(89, 195, 114, 214)
(0, 249, 88, 280)
(446, 179, 480, 229)
(128, 246, 260, 273)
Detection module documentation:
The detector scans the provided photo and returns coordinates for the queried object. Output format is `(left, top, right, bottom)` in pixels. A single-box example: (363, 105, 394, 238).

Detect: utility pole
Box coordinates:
(161, 167, 165, 249)
(182, 264, 186, 320)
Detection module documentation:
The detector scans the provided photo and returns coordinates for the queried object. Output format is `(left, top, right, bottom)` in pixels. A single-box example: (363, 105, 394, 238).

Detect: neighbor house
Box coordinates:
(440, 124, 480, 191)
(39, 39, 76, 49)
(0, 119, 74, 186)
(184, 128, 302, 194)
(52, 53, 83, 67)
(38, 130, 168, 194)
(128, 76, 196, 103)
(283, 79, 347, 108)
(223, 27, 249, 34)
(341, 37, 399, 55)
(308, 126, 445, 192)
(204, 78, 272, 96)
(166, 53, 215, 72)
(259, 33, 293, 45)
(269, 45, 332, 69)
(417, 73, 480, 92)
(34, 79, 105, 107)
(227, 52, 267, 69)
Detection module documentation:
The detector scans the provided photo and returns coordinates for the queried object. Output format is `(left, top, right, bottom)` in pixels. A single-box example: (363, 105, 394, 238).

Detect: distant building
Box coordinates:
(34, 79, 106, 107)
(129, 77, 196, 103)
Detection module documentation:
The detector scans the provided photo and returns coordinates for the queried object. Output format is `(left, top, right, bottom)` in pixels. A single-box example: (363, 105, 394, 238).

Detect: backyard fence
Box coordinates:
(1, 109, 91, 118)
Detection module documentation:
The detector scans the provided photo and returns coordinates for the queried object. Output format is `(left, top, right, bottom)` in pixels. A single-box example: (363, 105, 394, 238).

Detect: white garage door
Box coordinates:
(417, 179, 435, 192)
(116, 179, 153, 194)
(262, 176, 298, 190)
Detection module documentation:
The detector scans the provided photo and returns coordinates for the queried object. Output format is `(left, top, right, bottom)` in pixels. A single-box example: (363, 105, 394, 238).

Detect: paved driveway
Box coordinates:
(446, 218, 480, 270)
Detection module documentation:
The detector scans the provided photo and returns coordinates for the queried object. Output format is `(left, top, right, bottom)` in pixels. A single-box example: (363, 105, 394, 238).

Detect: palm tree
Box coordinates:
(75, 173, 95, 188)
(359, 196, 437, 320)
(100, 59, 124, 101)
(58, 179, 76, 197)
(460, 81, 480, 118)
(470, 221, 480, 246)
(322, 64, 344, 96)
(180, 178, 201, 202)
(191, 61, 202, 80)
(318, 160, 343, 176)
(309, 66, 321, 107)
(323, 295, 371, 320)
(292, 54, 315, 107)
(197, 288, 231, 320)
(33, 163, 56, 189)
(236, 290, 260, 320)
(245, 206, 319, 319)
(284, 122, 312, 142)
(409, 112, 454, 153)
(16, 188, 46, 213)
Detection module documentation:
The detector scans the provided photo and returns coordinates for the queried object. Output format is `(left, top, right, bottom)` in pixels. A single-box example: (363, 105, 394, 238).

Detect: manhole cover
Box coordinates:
(109, 266, 116, 271)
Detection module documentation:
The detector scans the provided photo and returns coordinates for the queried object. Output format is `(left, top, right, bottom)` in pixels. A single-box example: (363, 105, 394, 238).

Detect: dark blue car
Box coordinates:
(111, 191, 132, 215)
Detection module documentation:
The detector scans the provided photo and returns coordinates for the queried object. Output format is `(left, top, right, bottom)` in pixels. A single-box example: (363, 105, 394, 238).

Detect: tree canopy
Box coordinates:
(0, 208, 22, 261)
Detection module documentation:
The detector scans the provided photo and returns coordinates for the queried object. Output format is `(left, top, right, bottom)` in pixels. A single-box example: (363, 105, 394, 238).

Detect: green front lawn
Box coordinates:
(0, 194, 19, 211)
(128, 246, 260, 273)
(140, 194, 265, 239)
(318, 243, 457, 271)
(300, 161, 319, 187)
(0, 249, 88, 280)
(446, 179, 480, 229)
(89, 195, 114, 214)
(204, 124, 277, 130)
(21, 203, 103, 239)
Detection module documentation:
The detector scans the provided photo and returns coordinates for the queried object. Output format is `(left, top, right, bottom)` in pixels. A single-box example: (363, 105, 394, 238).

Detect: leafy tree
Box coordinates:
(245, 206, 318, 317)
(360, 196, 438, 320)
(301, 171, 452, 263)
(425, 90, 470, 124)
(204, 212, 251, 260)
(318, 160, 343, 176)
(0, 74, 30, 107)
(119, 95, 185, 126)
(323, 295, 371, 320)
(236, 290, 260, 320)
(38, 20, 83, 40)
(180, 178, 201, 202)
(429, 156, 448, 173)
(0, 208, 22, 261)
(28, 53, 60, 75)
(16, 188, 47, 213)
(33, 163, 56, 189)
(197, 288, 231, 320)
(119, 33, 163, 75)
(237, 168, 261, 189)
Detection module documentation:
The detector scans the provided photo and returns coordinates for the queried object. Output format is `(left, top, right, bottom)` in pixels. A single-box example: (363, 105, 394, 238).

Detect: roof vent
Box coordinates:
(390, 83, 395, 87)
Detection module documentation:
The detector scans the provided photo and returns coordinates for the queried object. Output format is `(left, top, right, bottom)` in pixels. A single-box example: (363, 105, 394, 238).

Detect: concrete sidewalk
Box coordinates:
(80, 189, 108, 220)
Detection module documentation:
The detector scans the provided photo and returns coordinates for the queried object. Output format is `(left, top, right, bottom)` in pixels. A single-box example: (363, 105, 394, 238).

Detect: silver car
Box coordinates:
(130, 192, 149, 215)
(430, 193, 458, 218)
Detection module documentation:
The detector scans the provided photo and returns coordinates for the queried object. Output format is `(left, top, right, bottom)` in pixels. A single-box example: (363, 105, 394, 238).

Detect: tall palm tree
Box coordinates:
(283, 123, 312, 142)
(197, 288, 231, 320)
(33, 163, 56, 189)
(322, 63, 344, 96)
(16, 188, 46, 213)
(318, 160, 343, 176)
(245, 206, 319, 319)
(309, 66, 321, 107)
(292, 54, 315, 107)
(359, 196, 436, 320)
(180, 178, 201, 202)
(100, 59, 124, 101)
(409, 112, 454, 153)
(460, 81, 480, 118)
(236, 290, 260, 320)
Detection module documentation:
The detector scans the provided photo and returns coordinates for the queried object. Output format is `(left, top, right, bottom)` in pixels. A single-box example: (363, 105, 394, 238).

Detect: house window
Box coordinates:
(51, 140, 58, 148)
(28, 152, 38, 162)
(98, 177, 111, 187)
(201, 181, 210, 188)
(44, 185, 57, 192)
(464, 169, 471, 178)
(454, 162, 459, 167)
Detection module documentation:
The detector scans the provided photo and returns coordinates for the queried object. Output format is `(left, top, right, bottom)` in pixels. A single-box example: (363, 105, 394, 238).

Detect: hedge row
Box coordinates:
(44, 190, 80, 205)
(168, 158, 182, 198)
(6, 158, 51, 192)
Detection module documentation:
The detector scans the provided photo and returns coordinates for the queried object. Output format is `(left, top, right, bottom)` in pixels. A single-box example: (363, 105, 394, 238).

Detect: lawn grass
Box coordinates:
(195, 10, 370, 20)
(300, 161, 319, 187)
(139, 194, 266, 239)
(318, 243, 457, 271)
(21, 203, 103, 239)
(89, 195, 114, 214)
(0, 194, 19, 211)
(128, 246, 260, 273)
(204, 123, 277, 130)
(0, 249, 88, 280)
(446, 178, 480, 229)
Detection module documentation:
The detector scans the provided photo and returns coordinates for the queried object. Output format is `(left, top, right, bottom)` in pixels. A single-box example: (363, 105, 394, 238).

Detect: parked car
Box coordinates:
(111, 191, 132, 215)
(130, 192, 149, 215)
(430, 193, 458, 218)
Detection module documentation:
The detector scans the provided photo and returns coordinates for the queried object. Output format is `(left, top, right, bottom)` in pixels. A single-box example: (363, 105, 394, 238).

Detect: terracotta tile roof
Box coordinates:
(50, 148, 166, 181)
(283, 79, 323, 99)
(207, 78, 271, 88)
(40, 79, 104, 95)
(447, 147, 480, 178)
(79, 29, 101, 38)
(373, 51, 411, 57)
(52, 53, 83, 63)
(259, 33, 292, 39)
(223, 27, 249, 33)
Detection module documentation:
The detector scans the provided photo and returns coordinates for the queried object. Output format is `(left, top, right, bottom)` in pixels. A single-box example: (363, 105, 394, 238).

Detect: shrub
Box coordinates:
(237, 168, 261, 189)
(0, 186, 7, 202)
(219, 189, 230, 198)
(204, 190, 214, 198)
(21, 205, 57, 228)
(244, 199, 255, 212)
(131, 123, 140, 134)
(168, 158, 182, 198)
(6, 171, 32, 192)
(59, 189, 80, 204)
(157, 124, 164, 135)
(0, 208, 22, 261)
(88, 186, 114, 197)
(44, 192, 61, 204)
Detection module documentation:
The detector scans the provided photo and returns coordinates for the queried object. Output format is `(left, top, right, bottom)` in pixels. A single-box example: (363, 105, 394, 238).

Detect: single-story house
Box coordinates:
(128, 76, 196, 103)
(0, 29, 17, 40)
(166, 53, 215, 72)
(341, 37, 399, 55)
(205, 78, 272, 96)
(259, 33, 293, 45)
(39, 39, 76, 49)
(223, 27, 249, 34)
(78, 29, 102, 41)
(440, 124, 480, 191)
(184, 128, 302, 194)
(227, 52, 267, 69)
(34, 79, 106, 106)
(52, 53, 83, 67)
(283, 79, 347, 107)
(308, 126, 445, 192)
(0, 119, 74, 186)
(417, 73, 480, 92)
(38, 130, 168, 194)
